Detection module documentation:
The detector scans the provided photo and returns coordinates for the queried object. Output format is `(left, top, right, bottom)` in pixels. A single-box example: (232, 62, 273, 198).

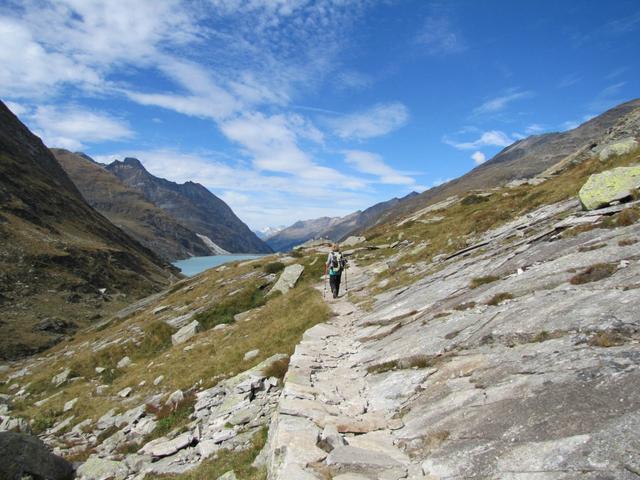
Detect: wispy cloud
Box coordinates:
(329, 102, 409, 140)
(28, 105, 134, 150)
(525, 123, 546, 134)
(343, 150, 416, 185)
(557, 73, 581, 89)
(415, 8, 466, 56)
(444, 130, 514, 150)
(588, 81, 627, 112)
(472, 89, 533, 116)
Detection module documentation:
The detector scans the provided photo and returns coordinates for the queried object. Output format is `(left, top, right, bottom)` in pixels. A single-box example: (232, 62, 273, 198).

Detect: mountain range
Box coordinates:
(54, 151, 272, 260)
(265, 192, 419, 251)
(267, 98, 640, 250)
(106, 158, 272, 255)
(0, 102, 179, 359)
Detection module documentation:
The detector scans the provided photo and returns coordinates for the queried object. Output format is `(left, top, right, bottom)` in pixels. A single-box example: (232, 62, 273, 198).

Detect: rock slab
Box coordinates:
(579, 165, 640, 210)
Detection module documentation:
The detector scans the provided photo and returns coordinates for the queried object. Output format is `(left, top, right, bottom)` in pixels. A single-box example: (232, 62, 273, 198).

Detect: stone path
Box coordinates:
(267, 264, 423, 480)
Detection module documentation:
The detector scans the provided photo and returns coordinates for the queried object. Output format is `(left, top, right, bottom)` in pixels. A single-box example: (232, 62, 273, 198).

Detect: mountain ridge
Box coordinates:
(53, 149, 215, 262)
(106, 158, 273, 254)
(0, 101, 180, 359)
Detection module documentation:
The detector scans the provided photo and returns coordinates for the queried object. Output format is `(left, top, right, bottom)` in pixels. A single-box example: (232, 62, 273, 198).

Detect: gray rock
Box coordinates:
(76, 456, 129, 480)
(578, 165, 640, 210)
(319, 424, 346, 452)
(197, 439, 219, 458)
(269, 264, 304, 295)
(117, 387, 132, 398)
(140, 432, 194, 458)
(116, 356, 132, 369)
(341, 236, 366, 247)
(598, 137, 638, 161)
(243, 349, 260, 361)
(0, 416, 31, 433)
(171, 320, 201, 345)
(326, 446, 406, 477)
(51, 368, 72, 386)
(0, 432, 74, 480)
(217, 471, 238, 480)
(63, 398, 77, 413)
(166, 389, 184, 407)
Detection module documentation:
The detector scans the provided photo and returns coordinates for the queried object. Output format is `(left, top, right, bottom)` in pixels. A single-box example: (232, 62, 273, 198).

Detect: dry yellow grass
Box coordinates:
(2, 252, 330, 442)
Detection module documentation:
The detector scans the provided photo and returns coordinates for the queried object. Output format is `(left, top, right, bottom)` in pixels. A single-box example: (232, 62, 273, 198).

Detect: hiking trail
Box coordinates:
(266, 261, 423, 479)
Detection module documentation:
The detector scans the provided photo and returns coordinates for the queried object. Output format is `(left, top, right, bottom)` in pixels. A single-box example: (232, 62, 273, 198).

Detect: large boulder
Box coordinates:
(269, 264, 304, 295)
(171, 320, 201, 345)
(0, 431, 74, 480)
(578, 165, 640, 210)
(598, 137, 638, 161)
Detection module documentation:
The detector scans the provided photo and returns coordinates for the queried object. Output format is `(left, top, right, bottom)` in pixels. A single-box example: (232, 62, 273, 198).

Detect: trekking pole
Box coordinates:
(323, 266, 328, 299)
(345, 265, 348, 293)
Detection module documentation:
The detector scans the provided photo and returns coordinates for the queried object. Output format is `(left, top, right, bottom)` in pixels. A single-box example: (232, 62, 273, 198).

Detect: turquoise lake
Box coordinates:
(173, 254, 265, 277)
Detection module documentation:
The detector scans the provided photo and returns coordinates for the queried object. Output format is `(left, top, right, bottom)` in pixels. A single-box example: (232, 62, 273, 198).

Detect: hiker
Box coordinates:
(325, 243, 347, 299)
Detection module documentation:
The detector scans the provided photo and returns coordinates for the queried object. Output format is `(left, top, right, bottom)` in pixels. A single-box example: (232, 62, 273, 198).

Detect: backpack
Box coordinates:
(329, 252, 346, 274)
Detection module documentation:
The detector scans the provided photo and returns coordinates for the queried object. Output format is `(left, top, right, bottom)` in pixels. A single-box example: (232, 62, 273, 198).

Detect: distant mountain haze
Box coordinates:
(0, 101, 180, 359)
(106, 158, 273, 255)
(266, 192, 419, 251)
(53, 149, 215, 261)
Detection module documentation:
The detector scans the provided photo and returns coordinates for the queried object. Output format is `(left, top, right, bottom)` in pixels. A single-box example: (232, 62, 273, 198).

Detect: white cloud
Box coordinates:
(330, 102, 409, 140)
(415, 12, 465, 56)
(4, 100, 28, 117)
(343, 150, 416, 185)
(92, 147, 375, 229)
(444, 130, 514, 150)
(471, 151, 486, 165)
(557, 73, 581, 89)
(525, 124, 545, 134)
(29, 105, 134, 150)
(473, 89, 533, 115)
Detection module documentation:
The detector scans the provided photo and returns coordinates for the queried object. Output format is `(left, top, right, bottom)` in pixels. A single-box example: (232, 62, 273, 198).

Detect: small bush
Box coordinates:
(616, 208, 640, 227)
(588, 331, 625, 348)
(32, 409, 60, 434)
(486, 292, 513, 306)
(289, 250, 304, 258)
(195, 284, 267, 329)
(569, 263, 617, 285)
(454, 301, 476, 311)
(462, 194, 490, 206)
(145, 392, 196, 441)
(137, 322, 176, 357)
(619, 238, 638, 246)
(263, 262, 285, 274)
(470, 275, 500, 289)
(262, 357, 290, 381)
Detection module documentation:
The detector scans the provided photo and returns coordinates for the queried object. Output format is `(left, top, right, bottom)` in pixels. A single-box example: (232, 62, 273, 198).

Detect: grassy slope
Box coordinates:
(1, 250, 329, 472)
(351, 149, 640, 299)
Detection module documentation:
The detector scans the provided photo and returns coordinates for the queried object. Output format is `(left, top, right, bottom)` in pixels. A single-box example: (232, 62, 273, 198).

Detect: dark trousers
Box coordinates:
(329, 273, 342, 298)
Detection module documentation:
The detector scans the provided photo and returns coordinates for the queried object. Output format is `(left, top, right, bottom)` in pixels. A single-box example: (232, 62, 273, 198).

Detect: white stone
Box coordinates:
(63, 398, 78, 413)
(118, 387, 133, 398)
(243, 349, 260, 361)
(269, 264, 304, 295)
(198, 439, 219, 459)
(51, 368, 71, 386)
(171, 320, 201, 345)
(141, 432, 194, 458)
(153, 375, 164, 386)
(166, 389, 184, 407)
(212, 429, 237, 443)
(95, 367, 105, 374)
(117, 356, 132, 369)
(76, 456, 129, 480)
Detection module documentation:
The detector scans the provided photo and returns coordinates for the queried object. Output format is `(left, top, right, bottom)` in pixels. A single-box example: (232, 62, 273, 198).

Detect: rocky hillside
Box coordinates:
(53, 149, 213, 262)
(370, 98, 640, 228)
(267, 192, 418, 252)
(0, 102, 180, 360)
(107, 158, 272, 254)
(1, 135, 638, 478)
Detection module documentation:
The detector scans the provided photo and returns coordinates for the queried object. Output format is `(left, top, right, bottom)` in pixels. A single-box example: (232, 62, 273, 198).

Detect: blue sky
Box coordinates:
(1, 0, 638, 230)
